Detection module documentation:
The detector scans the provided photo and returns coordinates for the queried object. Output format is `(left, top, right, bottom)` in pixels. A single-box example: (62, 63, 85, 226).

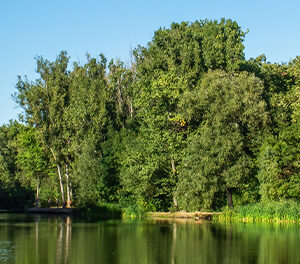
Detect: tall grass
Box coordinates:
(121, 204, 149, 219)
(77, 202, 122, 220)
(218, 201, 300, 223)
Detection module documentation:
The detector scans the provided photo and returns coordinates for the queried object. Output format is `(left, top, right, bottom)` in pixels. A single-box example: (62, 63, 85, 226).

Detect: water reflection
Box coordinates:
(0, 214, 300, 263)
(0, 241, 14, 263)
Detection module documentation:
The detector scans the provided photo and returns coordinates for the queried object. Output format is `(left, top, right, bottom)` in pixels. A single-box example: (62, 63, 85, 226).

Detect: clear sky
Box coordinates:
(1, 0, 299, 125)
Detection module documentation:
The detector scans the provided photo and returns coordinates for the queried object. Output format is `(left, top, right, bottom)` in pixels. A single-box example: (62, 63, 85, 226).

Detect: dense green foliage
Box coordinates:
(0, 122, 34, 208)
(0, 18, 299, 213)
(177, 71, 268, 210)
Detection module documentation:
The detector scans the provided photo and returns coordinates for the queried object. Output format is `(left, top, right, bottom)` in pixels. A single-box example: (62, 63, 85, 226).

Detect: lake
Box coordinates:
(0, 214, 299, 263)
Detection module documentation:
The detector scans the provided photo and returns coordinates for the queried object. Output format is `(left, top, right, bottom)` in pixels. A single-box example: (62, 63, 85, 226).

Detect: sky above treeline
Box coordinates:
(1, 0, 299, 125)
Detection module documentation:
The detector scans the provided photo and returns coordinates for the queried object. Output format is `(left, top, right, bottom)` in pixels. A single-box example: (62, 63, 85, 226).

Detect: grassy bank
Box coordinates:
(217, 201, 300, 223)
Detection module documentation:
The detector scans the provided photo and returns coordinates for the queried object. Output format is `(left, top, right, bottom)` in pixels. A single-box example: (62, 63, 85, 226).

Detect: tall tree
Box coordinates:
(66, 54, 115, 206)
(14, 51, 70, 206)
(257, 57, 300, 201)
(120, 18, 247, 211)
(177, 70, 268, 210)
(134, 18, 246, 87)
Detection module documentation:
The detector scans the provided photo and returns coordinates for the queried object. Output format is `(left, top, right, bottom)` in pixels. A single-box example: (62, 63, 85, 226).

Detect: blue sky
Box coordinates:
(1, 0, 299, 125)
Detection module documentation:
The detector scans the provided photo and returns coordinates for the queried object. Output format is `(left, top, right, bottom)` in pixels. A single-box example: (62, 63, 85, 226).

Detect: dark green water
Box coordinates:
(0, 214, 299, 264)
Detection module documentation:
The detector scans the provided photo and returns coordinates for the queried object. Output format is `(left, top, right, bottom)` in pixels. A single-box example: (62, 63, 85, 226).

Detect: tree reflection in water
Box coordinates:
(0, 215, 300, 263)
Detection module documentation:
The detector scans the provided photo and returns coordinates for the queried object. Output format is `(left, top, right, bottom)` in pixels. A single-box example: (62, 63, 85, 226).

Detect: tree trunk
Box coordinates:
(35, 178, 40, 208)
(50, 148, 65, 207)
(65, 163, 71, 207)
(57, 164, 65, 207)
(129, 99, 133, 118)
(173, 196, 178, 210)
(69, 183, 73, 203)
(171, 159, 178, 210)
(227, 188, 234, 209)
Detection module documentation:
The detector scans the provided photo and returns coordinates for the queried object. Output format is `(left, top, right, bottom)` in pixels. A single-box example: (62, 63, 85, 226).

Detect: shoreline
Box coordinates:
(147, 211, 221, 220)
(26, 207, 76, 214)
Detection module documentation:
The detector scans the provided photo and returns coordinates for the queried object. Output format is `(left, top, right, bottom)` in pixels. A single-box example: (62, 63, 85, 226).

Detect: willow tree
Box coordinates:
(177, 70, 269, 210)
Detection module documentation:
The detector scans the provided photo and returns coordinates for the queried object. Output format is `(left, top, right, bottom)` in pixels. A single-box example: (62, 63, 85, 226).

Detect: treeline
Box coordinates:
(0, 19, 299, 212)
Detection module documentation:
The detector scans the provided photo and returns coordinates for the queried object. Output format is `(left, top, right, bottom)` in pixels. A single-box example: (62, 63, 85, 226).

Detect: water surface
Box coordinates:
(0, 214, 299, 264)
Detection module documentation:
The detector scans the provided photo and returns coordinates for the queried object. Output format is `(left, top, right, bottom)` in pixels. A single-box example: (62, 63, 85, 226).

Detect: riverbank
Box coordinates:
(0, 209, 25, 213)
(24, 208, 220, 221)
(26, 207, 76, 214)
(25, 205, 122, 219)
(19, 207, 221, 221)
(147, 211, 220, 220)
(7, 200, 300, 224)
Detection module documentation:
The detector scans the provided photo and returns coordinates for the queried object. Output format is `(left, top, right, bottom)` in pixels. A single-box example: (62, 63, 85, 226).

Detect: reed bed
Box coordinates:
(218, 201, 300, 223)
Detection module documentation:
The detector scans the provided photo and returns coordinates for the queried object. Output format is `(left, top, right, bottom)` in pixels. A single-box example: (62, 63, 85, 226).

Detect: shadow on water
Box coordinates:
(0, 214, 300, 263)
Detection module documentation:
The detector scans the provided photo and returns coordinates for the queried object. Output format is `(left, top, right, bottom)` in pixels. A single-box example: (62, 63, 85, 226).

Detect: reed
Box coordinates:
(77, 203, 122, 219)
(218, 201, 300, 223)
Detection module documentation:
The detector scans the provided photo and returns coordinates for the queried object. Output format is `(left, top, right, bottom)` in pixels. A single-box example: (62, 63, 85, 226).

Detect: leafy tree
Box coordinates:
(177, 70, 268, 210)
(118, 69, 189, 211)
(16, 127, 54, 207)
(134, 18, 246, 87)
(63, 54, 109, 205)
(66, 54, 108, 149)
(14, 51, 71, 206)
(119, 126, 176, 211)
(0, 122, 34, 208)
(107, 60, 135, 130)
(122, 18, 248, 211)
(257, 130, 300, 201)
(257, 57, 300, 201)
(0, 121, 21, 184)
